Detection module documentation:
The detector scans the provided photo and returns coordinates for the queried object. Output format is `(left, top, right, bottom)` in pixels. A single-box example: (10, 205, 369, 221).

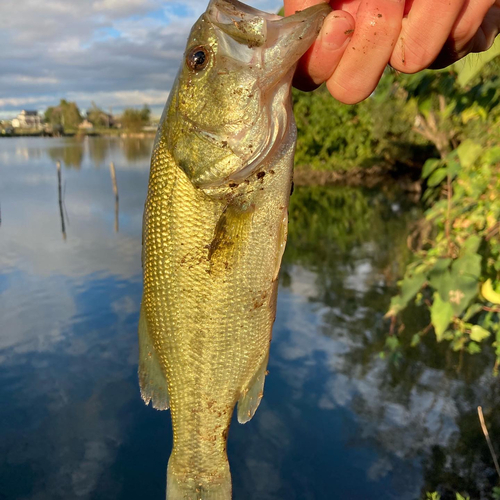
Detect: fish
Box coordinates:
(138, 0, 330, 498)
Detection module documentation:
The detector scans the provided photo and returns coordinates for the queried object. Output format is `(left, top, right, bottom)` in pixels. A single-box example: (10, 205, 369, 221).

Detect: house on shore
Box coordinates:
(12, 110, 43, 129)
(79, 119, 94, 131)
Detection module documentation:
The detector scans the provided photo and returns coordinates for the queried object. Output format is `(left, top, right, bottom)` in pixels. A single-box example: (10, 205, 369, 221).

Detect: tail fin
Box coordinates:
(166, 462, 231, 500)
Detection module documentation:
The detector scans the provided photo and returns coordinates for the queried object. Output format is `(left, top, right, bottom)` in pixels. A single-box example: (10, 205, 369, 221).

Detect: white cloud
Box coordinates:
(93, 0, 160, 14)
(0, 0, 282, 115)
(0, 96, 51, 107)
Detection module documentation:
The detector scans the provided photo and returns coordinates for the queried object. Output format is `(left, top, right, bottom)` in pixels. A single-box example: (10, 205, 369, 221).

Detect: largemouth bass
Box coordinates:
(139, 1, 329, 498)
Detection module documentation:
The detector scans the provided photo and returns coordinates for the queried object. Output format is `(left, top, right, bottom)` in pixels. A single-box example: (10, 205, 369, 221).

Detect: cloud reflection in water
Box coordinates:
(1, 138, 499, 500)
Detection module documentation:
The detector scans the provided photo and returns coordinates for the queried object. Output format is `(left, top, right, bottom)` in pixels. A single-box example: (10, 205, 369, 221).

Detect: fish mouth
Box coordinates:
(207, 0, 331, 77)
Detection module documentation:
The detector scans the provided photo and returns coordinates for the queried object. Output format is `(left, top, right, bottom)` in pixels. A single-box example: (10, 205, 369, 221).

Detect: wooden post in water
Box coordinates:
(110, 162, 119, 233)
(56, 161, 67, 241)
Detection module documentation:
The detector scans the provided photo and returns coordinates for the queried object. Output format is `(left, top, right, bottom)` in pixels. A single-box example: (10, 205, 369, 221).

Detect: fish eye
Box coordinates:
(186, 46, 210, 72)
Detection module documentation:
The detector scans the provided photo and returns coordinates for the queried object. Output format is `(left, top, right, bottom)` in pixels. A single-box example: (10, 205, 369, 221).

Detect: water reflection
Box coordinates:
(4, 135, 155, 170)
(281, 186, 500, 500)
(0, 138, 498, 500)
(121, 137, 155, 162)
(88, 137, 111, 167)
(48, 139, 85, 169)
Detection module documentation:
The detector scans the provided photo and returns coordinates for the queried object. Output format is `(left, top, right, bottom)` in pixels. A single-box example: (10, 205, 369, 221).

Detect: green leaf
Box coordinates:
(411, 334, 421, 347)
(386, 336, 400, 352)
(443, 330, 455, 341)
(457, 140, 483, 168)
(462, 303, 483, 322)
(467, 342, 482, 355)
(447, 159, 461, 178)
(431, 292, 455, 342)
(422, 158, 441, 179)
(386, 272, 427, 316)
(453, 254, 481, 280)
(456, 494, 470, 500)
(460, 236, 481, 256)
(470, 325, 491, 342)
(430, 256, 483, 316)
(451, 335, 467, 351)
(427, 167, 448, 187)
(481, 146, 500, 165)
(495, 331, 500, 356)
(431, 258, 452, 273)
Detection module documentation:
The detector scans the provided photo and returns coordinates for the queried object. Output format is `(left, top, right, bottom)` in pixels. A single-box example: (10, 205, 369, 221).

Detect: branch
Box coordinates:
(478, 406, 500, 479)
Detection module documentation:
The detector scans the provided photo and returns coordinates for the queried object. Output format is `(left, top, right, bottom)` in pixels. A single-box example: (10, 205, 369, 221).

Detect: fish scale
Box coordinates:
(138, 1, 330, 498)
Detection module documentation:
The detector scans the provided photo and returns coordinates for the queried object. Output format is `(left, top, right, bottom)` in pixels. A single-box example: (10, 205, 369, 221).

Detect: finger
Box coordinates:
(284, 0, 322, 16)
(390, 0, 465, 73)
(293, 11, 355, 91)
(329, 0, 362, 17)
(473, 1, 500, 52)
(429, 0, 497, 68)
(326, 0, 405, 104)
(453, 0, 496, 51)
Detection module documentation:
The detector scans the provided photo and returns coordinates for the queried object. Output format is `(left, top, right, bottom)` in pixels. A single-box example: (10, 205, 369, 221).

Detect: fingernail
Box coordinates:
(321, 15, 354, 50)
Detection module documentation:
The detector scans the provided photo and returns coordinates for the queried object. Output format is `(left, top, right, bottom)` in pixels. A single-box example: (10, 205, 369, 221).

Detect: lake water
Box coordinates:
(0, 136, 498, 500)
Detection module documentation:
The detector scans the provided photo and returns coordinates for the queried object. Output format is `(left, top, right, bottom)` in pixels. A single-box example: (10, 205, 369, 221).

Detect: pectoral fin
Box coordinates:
(138, 302, 170, 410)
(237, 353, 269, 424)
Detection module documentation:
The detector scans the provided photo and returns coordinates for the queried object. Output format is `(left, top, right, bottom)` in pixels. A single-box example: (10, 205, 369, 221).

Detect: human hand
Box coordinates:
(285, 0, 500, 104)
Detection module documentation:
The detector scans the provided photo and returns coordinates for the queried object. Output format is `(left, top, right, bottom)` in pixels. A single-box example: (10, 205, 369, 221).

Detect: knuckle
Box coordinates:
(392, 32, 438, 73)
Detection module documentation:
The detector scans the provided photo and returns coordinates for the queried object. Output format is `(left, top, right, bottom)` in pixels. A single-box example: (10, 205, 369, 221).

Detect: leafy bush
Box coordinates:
(386, 44, 500, 373)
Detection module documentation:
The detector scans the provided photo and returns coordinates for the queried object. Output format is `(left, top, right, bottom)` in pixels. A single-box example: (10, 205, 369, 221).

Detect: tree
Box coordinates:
(45, 99, 82, 132)
(87, 102, 110, 128)
(120, 105, 151, 131)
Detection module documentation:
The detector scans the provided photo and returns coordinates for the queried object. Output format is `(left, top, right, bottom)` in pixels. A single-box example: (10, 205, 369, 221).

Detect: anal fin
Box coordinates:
(138, 302, 170, 410)
(237, 353, 269, 424)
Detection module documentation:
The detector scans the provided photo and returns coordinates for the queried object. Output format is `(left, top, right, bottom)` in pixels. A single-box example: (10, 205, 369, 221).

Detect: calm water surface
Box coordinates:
(0, 137, 499, 500)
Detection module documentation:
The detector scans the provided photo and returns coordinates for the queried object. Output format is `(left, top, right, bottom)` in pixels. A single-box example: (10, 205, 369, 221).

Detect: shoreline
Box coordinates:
(293, 164, 422, 193)
(0, 131, 157, 138)
(1, 133, 423, 193)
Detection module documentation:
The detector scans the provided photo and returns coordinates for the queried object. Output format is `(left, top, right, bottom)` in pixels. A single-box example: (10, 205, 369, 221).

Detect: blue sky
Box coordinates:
(0, 0, 281, 119)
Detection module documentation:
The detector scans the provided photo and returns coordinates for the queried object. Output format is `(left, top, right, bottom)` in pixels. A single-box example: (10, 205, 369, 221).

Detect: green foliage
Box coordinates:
(456, 37, 500, 88)
(293, 87, 376, 170)
(45, 99, 82, 132)
(425, 492, 471, 500)
(387, 50, 500, 373)
(427, 492, 441, 500)
(87, 102, 111, 128)
(120, 105, 151, 131)
(292, 74, 426, 171)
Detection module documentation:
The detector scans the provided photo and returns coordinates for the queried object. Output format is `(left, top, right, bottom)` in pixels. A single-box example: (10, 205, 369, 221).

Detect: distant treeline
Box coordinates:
(44, 100, 152, 133)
